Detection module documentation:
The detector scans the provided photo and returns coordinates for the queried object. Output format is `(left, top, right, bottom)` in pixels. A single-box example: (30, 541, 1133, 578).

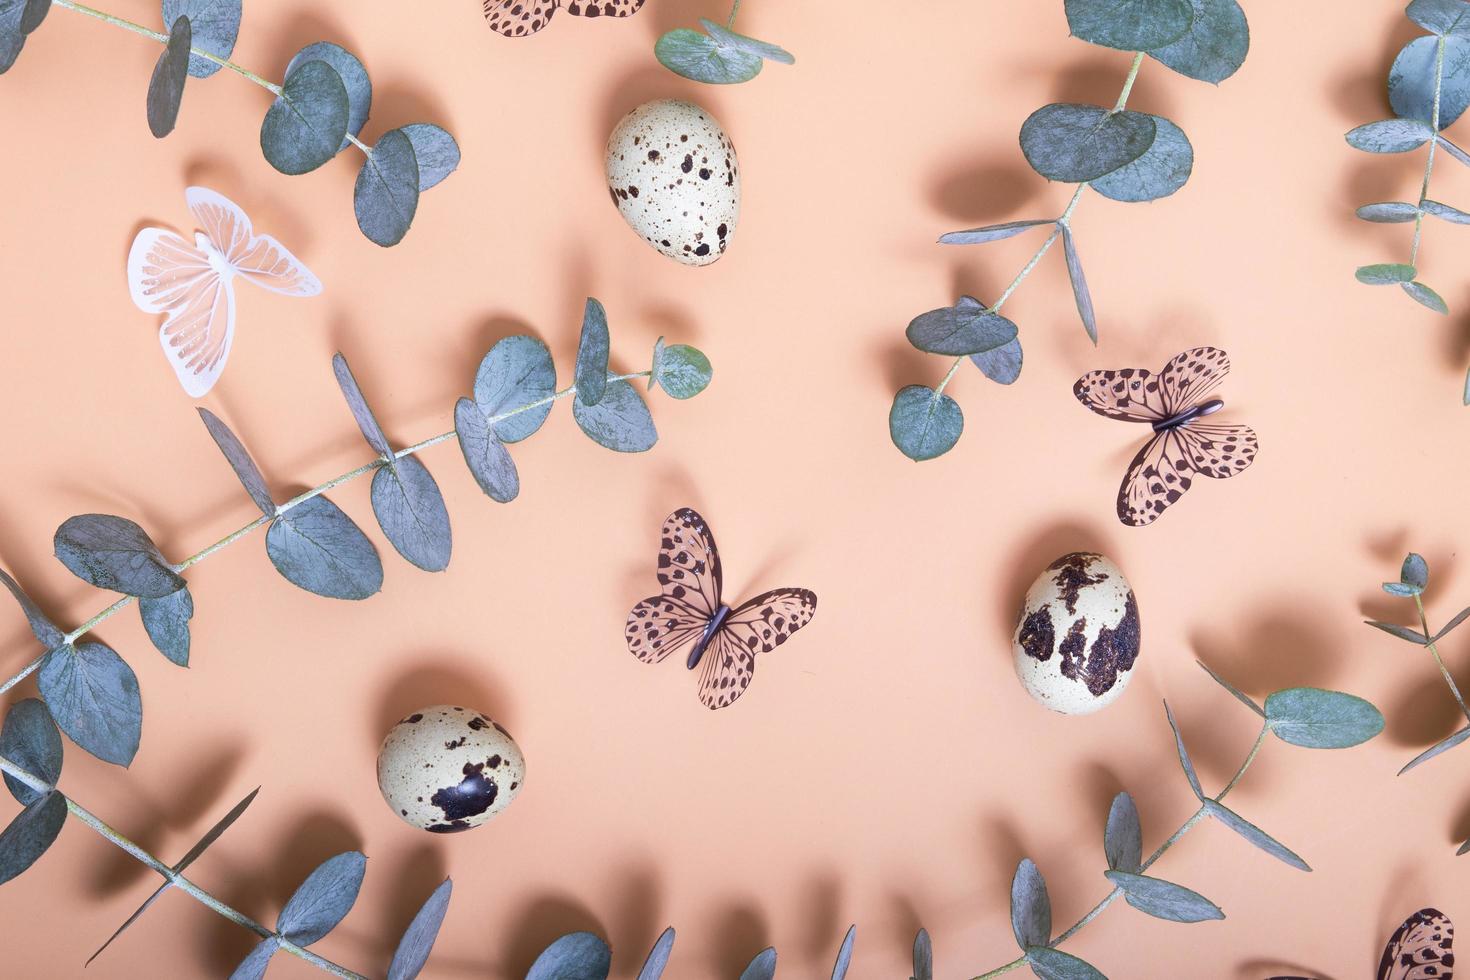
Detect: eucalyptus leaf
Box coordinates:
(355, 128, 420, 247)
(332, 352, 391, 457)
(1382, 582, 1422, 597)
(260, 58, 350, 175)
(1356, 201, 1421, 222)
(229, 938, 278, 980)
(1020, 103, 1156, 183)
(19, 0, 46, 33)
(651, 341, 712, 399)
(739, 947, 777, 980)
(574, 297, 611, 406)
(1399, 724, 1470, 774)
(53, 514, 183, 599)
(1023, 946, 1106, 980)
(198, 408, 275, 517)
(401, 124, 460, 191)
(0, 791, 66, 886)
(1, 699, 61, 805)
(371, 456, 452, 573)
(285, 41, 371, 149)
(1203, 799, 1310, 871)
(572, 378, 658, 452)
(162, 0, 240, 77)
(37, 642, 141, 767)
(526, 932, 613, 980)
(1103, 870, 1224, 922)
(1164, 700, 1204, 798)
(700, 18, 795, 63)
(473, 335, 556, 443)
(0, 568, 63, 649)
(388, 878, 453, 980)
(1195, 659, 1264, 715)
(832, 924, 856, 980)
(1147, 0, 1249, 83)
(1440, 133, 1470, 164)
(278, 851, 366, 945)
(1091, 114, 1193, 203)
(637, 927, 676, 980)
(906, 304, 1019, 356)
(890, 385, 963, 461)
(1103, 791, 1142, 873)
(971, 336, 1024, 385)
(454, 399, 520, 503)
(146, 15, 190, 138)
(1402, 553, 1430, 590)
(655, 27, 762, 84)
(1061, 226, 1098, 344)
(1409, 0, 1470, 35)
(138, 586, 192, 667)
(1432, 606, 1470, 641)
(0, 0, 24, 74)
(266, 496, 384, 600)
(1356, 263, 1418, 285)
(1345, 118, 1434, 153)
(1390, 35, 1470, 129)
(1403, 280, 1450, 314)
(1010, 858, 1051, 949)
(938, 219, 1054, 245)
(1065, 0, 1193, 50)
(912, 928, 933, 980)
(1365, 620, 1428, 644)
(1423, 199, 1470, 222)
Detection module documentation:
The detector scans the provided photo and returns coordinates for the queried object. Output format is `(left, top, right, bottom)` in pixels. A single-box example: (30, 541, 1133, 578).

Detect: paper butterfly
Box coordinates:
(1073, 346, 1258, 527)
(1268, 906, 1453, 980)
(127, 187, 321, 398)
(484, 0, 645, 37)
(625, 507, 817, 710)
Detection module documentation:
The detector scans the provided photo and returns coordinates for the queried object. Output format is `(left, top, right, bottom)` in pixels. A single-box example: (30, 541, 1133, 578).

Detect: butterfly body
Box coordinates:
(626, 508, 816, 710)
(1073, 347, 1258, 527)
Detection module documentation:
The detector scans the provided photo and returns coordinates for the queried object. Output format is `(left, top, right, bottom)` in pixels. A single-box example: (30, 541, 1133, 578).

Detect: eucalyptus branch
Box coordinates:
(2, 0, 456, 244)
(889, 1, 1252, 460)
(654, 0, 794, 85)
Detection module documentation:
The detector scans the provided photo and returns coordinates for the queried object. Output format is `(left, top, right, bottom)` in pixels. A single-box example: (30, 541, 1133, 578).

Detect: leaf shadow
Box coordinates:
(881, 893, 926, 976)
(603, 864, 664, 978)
(1234, 959, 1339, 980)
(926, 156, 1042, 226)
(643, 0, 702, 40)
(1189, 605, 1346, 701)
(1324, 13, 1421, 124)
(254, 12, 355, 78)
(368, 654, 519, 751)
(362, 72, 455, 142)
(700, 900, 769, 977)
(794, 871, 841, 970)
(1044, 53, 1178, 119)
(1382, 672, 1464, 749)
(498, 894, 606, 978)
(363, 843, 449, 963)
(972, 811, 1033, 904)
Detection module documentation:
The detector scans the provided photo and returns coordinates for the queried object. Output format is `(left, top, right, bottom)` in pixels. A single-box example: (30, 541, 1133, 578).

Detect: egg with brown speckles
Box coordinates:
(1011, 553, 1140, 715)
(376, 705, 525, 833)
(604, 99, 739, 266)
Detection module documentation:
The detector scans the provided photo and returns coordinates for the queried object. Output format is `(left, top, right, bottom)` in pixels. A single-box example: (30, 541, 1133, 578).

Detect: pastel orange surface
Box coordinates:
(0, 0, 1465, 976)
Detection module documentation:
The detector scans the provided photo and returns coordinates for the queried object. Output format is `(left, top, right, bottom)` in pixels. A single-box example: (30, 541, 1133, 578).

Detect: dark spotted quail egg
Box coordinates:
(605, 99, 739, 266)
(1011, 553, 1141, 715)
(376, 705, 525, 833)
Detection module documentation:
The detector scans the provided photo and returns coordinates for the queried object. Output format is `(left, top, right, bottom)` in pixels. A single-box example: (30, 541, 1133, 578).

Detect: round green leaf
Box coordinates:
(699, 18, 794, 64)
(354, 128, 420, 247)
(1390, 35, 1470, 129)
(1090, 114, 1193, 202)
(260, 59, 350, 175)
(971, 336, 1023, 385)
(371, 456, 452, 573)
(146, 15, 191, 139)
(139, 586, 193, 667)
(454, 398, 520, 504)
(266, 496, 383, 600)
(527, 932, 612, 980)
(1356, 262, 1418, 284)
(53, 514, 184, 599)
(388, 879, 453, 980)
(906, 304, 1018, 356)
(1264, 688, 1385, 749)
(1, 699, 61, 805)
(655, 27, 762, 84)
(1410, 0, 1470, 36)
(1065, 0, 1193, 51)
(572, 378, 658, 452)
(0, 791, 67, 886)
(401, 123, 460, 191)
(1345, 118, 1434, 153)
(1020, 103, 1156, 183)
(162, 0, 240, 78)
(1024, 946, 1105, 980)
(651, 340, 712, 399)
(278, 851, 367, 946)
(1147, 0, 1248, 84)
(472, 335, 556, 443)
(286, 42, 371, 150)
(574, 297, 611, 406)
(37, 641, 141, 767)
(890, 386, 962, 461)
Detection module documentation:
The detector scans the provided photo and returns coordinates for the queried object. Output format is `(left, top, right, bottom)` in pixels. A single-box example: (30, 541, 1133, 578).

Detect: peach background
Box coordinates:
(0, 0, 1467, 976)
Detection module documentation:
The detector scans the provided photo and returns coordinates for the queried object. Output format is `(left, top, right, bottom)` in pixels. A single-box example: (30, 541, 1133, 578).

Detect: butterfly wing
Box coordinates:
(697, 588, 818, 710)
(128, 228, 235, 397)
(1176, 422, 1258, 479)
(625, 508, 723, 665)
(1157, 346, 1230, 415)
(1378, 908, 1454, 980)
(484, 0, 559, 35)
(1117, 429, 1195, 527)
(565, 0, 646, 20)
(186, 187, 321, 297)
(1073, 367, 1169, 422)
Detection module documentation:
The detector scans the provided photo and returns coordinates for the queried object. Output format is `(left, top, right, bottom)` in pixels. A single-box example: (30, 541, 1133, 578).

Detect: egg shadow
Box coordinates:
(597, 64, 721, 152)
(369, 656, 519, 751)
(499, 895, 606, 977)
(990, 517, 1117, 639)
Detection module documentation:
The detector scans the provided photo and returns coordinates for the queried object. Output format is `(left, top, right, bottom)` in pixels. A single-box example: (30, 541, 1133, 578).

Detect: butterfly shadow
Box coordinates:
(368, 654, 519, 751)
(498, 894, 607, 977)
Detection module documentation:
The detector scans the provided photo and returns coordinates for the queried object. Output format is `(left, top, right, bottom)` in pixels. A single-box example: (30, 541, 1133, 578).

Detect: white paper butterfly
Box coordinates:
(127, 187, 322, 397)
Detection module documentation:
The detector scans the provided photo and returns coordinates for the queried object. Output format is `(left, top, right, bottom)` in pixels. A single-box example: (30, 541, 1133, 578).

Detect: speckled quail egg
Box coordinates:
(376, 705, 525, 833)
(1012, 553, 1140, 715)
(604, 99, 739, 266)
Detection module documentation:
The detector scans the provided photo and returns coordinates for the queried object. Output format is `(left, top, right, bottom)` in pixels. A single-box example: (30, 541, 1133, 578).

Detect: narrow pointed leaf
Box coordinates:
(1020, 103, 1156, 182)
(637, 926, 676, 980)
(574, 298, 611, 406)
(198, 408, 274, 517)
(1366, 619, 1428, 643)
(1104, 791, 1142, 873)
(573, 378, 658, 452)
(1104, 870, 1224, 922)
(1403, 281, 1450, 314)
(1064, 0, 1193, 50)
(54, 514, 183, 598)
(278, 851, 367, 945)
(388, 878, 453, 980)
(526, 931, 613, 980)
(455, 399, 519, 503)
(162, 0, 240, 77)
(38, 642, 141, 767)
(146, 15, 191, 138)
(1440, 134, 1470, 165)
(229, 938, 278, 980)
(938, 219, 1053, 246)
(87, 879, 173, 966)
(266, 496, 383, 600)
(1433, 607, 1470, 641)
(1423, 199, 1470, 223)
(371, 457, 452, 572)
(1203, 799, 1310, 870)
(912, 929, 933, 980)
(332, 353, 392, 457)
(907, 304, 1018, 356)
(652, 342, 712, 399)
(0, 791, 66, 885)
(1357, 202, 1421, 222)
(1356, 263, 1418, 285)
(832, 924, 856, 980)
(355, 128, 420, 247)
(260, 58, 350, 175)
(1024, 946, 1106, 980)
(739, 947, 777, 980)
(1010, 858, 1051, 949)
(401, 124, 460, 191)
(1196, 659, 1264, 715)
(1345, 119, 1434, 153)
(1061, 226, 1097, 344)
(139, 586, 193, 667)
(1164, 701, 1204, 798)
(1399, 724, 1470, 774)
(0, 569, 62, 649)
(890, 385, 963, 461)
(472, 335, 556, 442)
(1409, 0, 1470, 35)
(1, 699, 61, 805)
(1090, 114, 1193, 203)
(285, 42, 370, 149)
(1147, 0, 1249, 83)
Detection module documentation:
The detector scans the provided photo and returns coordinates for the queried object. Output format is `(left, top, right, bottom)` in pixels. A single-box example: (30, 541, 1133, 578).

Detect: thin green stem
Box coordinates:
(1411, 35, 1447, 265)
(968, 717, 1268, 979)
(1113, 51, 1145, 111)
(1416, 594, 1470, 723)
(727, 0, 742, 29)
(0, 754, 366, 979)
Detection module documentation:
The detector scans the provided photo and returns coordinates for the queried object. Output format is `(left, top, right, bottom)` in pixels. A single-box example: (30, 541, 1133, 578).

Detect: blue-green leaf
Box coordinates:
(1203, 799, 1310, 870)
(1010, 858, 1050, 949)
(1345, 118, 1434, 153)
(1400, 724, 1470, 774)
(1423, 199, 1470, 222)
(1065, 0, 1193, 50)
(1356, 201, 1420, 222)
(1410, 0, 1470, 35)
(278, 852, 367, 945)
(938, 219, 1053, 245)
(1164, 701, 1203, 798)
(139, 586, 193, 667)
(971, 336, 1024, 385)
(572, 378, 658, 452)
(371, 456, 452, 573)
(473, 336, 556, 443)
(1356, 262, 1418, 285)
(637, 927, 676, 980)
(1061, 226, 1097, 343)
(739, 947, 777, 980)
(1104, 870, 1224, 922)
(38, 642, 141, 767)
(332, 352, 392, 457)
(1365, 619, 1428, 643)
(0, 568, 63, 649)
(266, 496, 383, 600)
(1390, 35, 1470, 129)
(388, 878, 453, 980)
(651, 339, 713, 399)
(1020, 103, 1156, 183)
(831, 924, 856, 980)
(162, 0, 240, 77)
(285, 42, 370, 149)
(146, 15, 190, 138)
(1104, 791, 1142, 873)
(912, 929, 933, 980)
(54, 514, 183, 599)
(890, 386, 963, 461)
(1090, 114, 1194, 203)
(906, 304, 1018, 356)
(1, 699, 61, 805)
(1196, 659, 1263, 715)
(1402, 553, 1429, 590)
(1264, 688, 1384, 748)
(699, 18, 794, 63)
(229, 938, 278, 980)
(355, 128, 420, 247)
(0, 790, 66, 885)
(401, 124, 460, 191)
(0, 0, 26, 74)
(197, 408, 274, 517)
(1024, 946, 1106, 980)
(19, 0, 48, 34)
(1403, 280, 1450, 314)
(574, 298, 611, 407)
(260, 59, 350, 175)
(527, 932, 612, 980)
(455, 399, 520, 504)
(655, 28, 762, 84)
(1147, 0, 1249, 83)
